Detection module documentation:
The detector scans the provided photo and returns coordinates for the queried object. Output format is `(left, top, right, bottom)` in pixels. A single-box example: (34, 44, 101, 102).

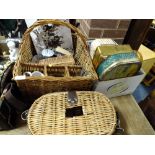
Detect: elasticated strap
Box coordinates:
(3, 83, 26, 112)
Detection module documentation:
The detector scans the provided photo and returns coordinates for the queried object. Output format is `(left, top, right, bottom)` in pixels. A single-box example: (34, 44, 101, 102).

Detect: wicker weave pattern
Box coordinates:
(38, 55, 75, 66)
(28, 91, 116, 135)
(13, 20, 98, 101)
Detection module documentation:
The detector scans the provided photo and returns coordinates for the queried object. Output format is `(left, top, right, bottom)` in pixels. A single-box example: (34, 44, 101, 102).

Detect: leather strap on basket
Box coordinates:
(0, 62, 15, 94)
(67, 91, 78, 106)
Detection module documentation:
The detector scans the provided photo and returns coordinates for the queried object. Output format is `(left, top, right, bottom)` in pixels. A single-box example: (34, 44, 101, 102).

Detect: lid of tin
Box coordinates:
(97, 52, 141, 80)
(90, 39, 117, 59)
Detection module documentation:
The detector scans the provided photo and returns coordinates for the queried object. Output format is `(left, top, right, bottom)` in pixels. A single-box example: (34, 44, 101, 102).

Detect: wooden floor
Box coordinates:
(0, 94, 154, 135)
(111, 95, 154, 135)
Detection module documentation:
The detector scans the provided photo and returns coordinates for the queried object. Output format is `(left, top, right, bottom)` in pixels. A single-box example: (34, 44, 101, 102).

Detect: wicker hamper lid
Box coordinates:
(27, 91, 116, 135)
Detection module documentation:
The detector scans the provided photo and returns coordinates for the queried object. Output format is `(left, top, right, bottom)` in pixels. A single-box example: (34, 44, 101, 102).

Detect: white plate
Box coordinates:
(41, 49, 54, 57)
(31, 71, 44, 77)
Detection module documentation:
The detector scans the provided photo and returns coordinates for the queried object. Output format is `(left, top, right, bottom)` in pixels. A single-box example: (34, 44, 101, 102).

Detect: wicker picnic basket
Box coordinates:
(27, 91, 116, 135)
(13, 20, 98, 101)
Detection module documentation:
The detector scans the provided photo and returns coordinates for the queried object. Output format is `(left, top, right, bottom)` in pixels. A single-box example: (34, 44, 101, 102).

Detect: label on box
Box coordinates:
(94, 69, 146, 98)
(106, 82, 129, 95)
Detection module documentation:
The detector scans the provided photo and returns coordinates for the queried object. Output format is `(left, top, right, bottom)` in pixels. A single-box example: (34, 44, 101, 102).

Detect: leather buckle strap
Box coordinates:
(67, 91, 78, 106)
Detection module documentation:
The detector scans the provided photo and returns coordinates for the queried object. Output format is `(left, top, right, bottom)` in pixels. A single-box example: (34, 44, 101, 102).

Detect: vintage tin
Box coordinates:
(90, 39, 117, 59)
(97, 51, 142, 81)
(93, 45, 133, 70)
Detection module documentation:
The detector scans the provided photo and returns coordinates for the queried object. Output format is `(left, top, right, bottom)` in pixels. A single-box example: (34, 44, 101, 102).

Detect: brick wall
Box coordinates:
(78, 19, 131, 44)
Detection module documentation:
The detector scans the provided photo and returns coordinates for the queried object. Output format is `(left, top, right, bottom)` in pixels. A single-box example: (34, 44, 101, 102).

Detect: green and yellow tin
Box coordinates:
(93, 45, 133, 70)
(92, 45, 142, 81)
(96, 51, 142, 81)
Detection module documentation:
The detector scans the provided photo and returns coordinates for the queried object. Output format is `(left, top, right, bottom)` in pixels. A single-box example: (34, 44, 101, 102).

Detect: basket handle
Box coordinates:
(23, 19, 87, 49)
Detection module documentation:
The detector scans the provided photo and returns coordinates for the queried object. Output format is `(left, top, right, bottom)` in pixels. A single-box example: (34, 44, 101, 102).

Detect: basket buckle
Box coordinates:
(21, 110, 29, 120)
(114, 112, 124, 135)
(67, 91, 78, 106)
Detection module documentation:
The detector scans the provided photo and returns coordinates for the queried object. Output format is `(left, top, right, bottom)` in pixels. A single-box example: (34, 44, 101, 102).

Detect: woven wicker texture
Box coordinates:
(13, 19, 98, 101)
(28, 91, 116, 135)
(38, 55, 75, 66)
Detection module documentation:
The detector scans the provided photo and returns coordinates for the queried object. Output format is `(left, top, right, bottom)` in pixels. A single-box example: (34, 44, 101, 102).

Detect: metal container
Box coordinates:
(97, 51, 142, 80)
(93, 45, 133, 70)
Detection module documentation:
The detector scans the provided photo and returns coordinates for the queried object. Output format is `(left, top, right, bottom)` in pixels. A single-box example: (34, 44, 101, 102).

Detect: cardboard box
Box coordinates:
(94, 69, 146, 98)
(138, 44, 155, 74)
